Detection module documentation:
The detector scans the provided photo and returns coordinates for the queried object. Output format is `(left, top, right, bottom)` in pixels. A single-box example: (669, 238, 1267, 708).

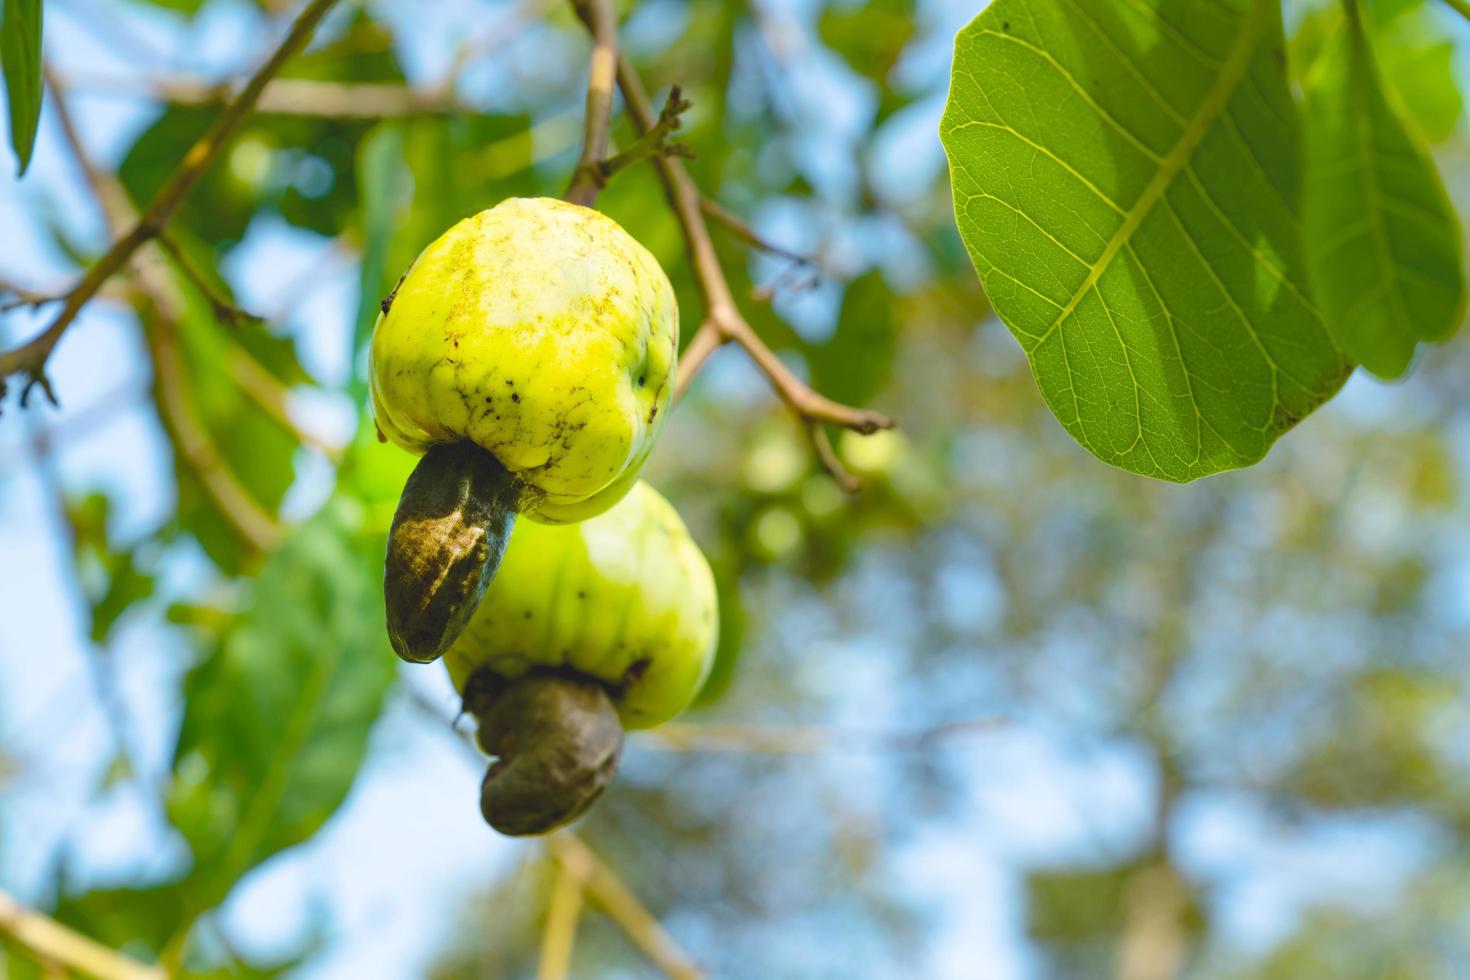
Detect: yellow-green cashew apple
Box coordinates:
(371, 197, 679, 664)
(449, 480, 718, 836)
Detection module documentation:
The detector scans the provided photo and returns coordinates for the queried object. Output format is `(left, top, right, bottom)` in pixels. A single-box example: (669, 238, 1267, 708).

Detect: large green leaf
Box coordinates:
(940, 0, 1350, 482)
(167, 504, 395, 908)
(1, 0, 42, 174)
(1301, 0, 1466, 379)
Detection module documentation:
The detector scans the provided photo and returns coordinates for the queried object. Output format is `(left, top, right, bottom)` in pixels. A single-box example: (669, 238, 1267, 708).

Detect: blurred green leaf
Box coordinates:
(54, 882, 189, 956)
(819, 0, 915, 82)
(1, 0, 42, 175)
(1373, 4, 1463, 144)
(811, 270, 895, 407)
(941, 0, 1350, 481)
(66, 491, 157, 645)
(167, 502, 395, 905)
(1302, 0, 1466, 378)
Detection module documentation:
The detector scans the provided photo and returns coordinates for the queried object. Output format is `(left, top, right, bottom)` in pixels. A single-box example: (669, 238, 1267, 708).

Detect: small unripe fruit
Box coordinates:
(450, 481, 718, 835)
(448, 480, 718, 731)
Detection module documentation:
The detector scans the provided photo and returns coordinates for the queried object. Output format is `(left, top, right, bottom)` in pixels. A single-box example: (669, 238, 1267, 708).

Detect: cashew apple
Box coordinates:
(448, 480, 719, 835)
(371, 197, 679, 663)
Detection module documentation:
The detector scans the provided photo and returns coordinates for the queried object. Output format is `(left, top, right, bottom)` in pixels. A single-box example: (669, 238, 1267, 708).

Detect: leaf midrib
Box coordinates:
(1031, 0, 1270, 349)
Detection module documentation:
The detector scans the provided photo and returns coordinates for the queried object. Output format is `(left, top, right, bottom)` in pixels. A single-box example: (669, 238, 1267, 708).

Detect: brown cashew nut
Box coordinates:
(384, 442, 520, 663)
(471, 670, 624, 837)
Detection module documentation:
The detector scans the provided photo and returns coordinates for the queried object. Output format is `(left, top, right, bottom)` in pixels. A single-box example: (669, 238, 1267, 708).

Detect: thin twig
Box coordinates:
(806, 421, 858, 492)
(537, 853, 588, 980)
(155, 233, 264, 329)
(564, 0, 621, 207)
(1441, 0, 1470, 25)
(0, 0, 344, 409)
(593, 86, 694, 184)
(48, 72, 282, 555)
(0, 281, 65, 313)
(548, 835, 705, 980)
(0, 889, 165, 980)
(601, 51, 896, 448)
(637, 717, 1007, 754)
(699, 196, 816, 269)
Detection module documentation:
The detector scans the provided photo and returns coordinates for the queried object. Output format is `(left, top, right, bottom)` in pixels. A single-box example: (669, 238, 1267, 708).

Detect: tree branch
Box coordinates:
(0, 0, 344, 410)
(0, 889, 165, 980)
(593, 86, 694, 183)
(600, 51, 896, 454)
(1441, 0, 1470, 25)
(548, 834, 705, 980)
(564, 0, 620, 207)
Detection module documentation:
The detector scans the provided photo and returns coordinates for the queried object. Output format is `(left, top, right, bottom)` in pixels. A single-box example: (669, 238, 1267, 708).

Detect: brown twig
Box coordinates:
(0, 280, 65, 313)
(806, 421, 858, 492)
(564, 0, 621, 207)
(699, 196, 817, 269)
(0, 0, 344, 410)
(48, 71, 282, 556)
(155, 233, 264, 329)
(548, 835, 705, 980)
(602, 52, 896, 454)
(0, 889, 165, 980)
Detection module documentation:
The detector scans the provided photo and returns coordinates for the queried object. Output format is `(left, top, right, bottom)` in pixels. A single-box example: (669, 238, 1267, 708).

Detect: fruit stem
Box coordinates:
(384, 442, 519, 663)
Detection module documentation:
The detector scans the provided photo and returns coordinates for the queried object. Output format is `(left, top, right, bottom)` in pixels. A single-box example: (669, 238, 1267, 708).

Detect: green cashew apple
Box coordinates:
(371, 197, 679, 663)
(447, 480, 718, 836)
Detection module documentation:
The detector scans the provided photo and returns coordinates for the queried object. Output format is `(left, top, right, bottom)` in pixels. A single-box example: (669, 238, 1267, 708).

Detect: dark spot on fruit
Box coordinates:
(622, 658, 651, 687)
(523, 610, 533, 620)
(577, 590, 586, 599)
(511, 393, 520, 403)
(637, 375, 646, 387)
(648, 406, 658, 423)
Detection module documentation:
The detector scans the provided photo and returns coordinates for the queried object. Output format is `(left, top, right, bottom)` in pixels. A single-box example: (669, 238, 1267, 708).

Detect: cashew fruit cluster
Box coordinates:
(452, 480, 718, 835)
(372, 197, 678, 662)
(371, 198, 715, 835)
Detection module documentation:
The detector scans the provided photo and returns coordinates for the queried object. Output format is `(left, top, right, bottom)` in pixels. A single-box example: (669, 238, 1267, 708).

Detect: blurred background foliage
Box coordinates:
(1, 0, 1470, 977)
